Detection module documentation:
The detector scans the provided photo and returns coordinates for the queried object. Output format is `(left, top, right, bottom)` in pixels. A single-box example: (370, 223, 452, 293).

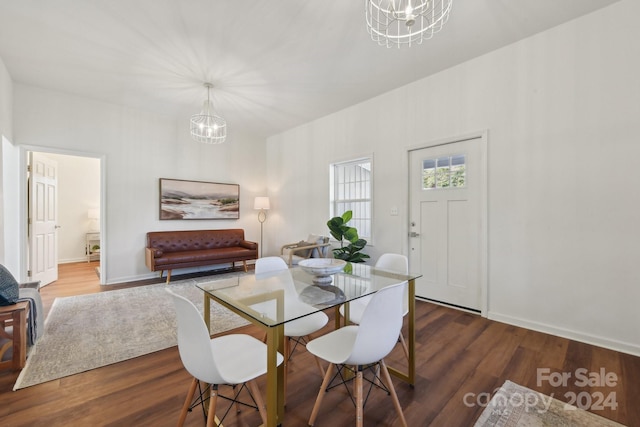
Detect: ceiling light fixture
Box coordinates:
(190, 83, 226, 144)
(365, 0, 453, 48)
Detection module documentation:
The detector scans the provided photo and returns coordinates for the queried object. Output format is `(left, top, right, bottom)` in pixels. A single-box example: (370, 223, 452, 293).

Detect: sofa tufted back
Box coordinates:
(147, 229, 247, 253)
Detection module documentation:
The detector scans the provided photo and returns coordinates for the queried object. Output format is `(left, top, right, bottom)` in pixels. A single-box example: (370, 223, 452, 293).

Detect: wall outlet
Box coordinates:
(390, 206, 398, 216)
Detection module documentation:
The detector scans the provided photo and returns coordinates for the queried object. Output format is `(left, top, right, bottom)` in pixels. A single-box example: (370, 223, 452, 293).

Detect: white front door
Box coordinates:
(408, 136, 487, 311)
(29, 152, 59, 286)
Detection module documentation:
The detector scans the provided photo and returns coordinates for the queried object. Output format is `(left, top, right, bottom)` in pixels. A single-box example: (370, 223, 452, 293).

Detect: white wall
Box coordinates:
(266, 0, 640, 355)
(0, 56, 11, 141)
(0, 56, 14, 269)
(13, 85, 267, 284)
(1, 137, 20, 275)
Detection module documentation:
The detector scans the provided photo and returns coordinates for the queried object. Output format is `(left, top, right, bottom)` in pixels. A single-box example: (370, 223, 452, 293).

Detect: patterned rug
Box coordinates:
(14, 274, 249, 390)
(474, 380, 625, 426)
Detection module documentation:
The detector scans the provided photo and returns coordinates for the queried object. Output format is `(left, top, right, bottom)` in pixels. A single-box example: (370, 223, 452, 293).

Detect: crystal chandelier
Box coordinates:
(365, 0, 453, 48)
(190, 83, 227, 144)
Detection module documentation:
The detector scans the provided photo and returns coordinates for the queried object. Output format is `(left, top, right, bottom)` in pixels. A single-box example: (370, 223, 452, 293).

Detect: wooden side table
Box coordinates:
(0, 301, 30, 370)
(86, 232, 100, 263)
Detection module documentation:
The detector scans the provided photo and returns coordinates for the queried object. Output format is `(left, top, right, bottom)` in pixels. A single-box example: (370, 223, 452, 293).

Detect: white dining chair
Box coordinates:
(254, 257, 329, 347)
(339, 253, 410, 358)
(254, 256, 290, 276)
(166, 288, 283, 427)
(253, 257, 329, 398)
(307, 281, 408, 427)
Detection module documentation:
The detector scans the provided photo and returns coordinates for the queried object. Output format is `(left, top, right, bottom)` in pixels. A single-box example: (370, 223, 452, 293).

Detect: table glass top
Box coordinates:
(196, 263, 421, 328)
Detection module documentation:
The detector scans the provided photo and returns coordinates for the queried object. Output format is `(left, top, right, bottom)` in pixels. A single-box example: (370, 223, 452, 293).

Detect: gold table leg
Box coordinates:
(265, 324, 284, 426)
(204, 293, 211, 332)
(387, 278, 415, 386)
(335, 302, 350, 329)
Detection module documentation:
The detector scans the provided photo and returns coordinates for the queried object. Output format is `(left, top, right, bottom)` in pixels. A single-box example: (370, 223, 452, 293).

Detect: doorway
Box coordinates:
(408, 133, 487, 313)
(24, 149, 103, 286)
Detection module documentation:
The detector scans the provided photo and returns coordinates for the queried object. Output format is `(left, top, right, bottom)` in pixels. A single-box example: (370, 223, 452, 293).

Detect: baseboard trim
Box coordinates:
(103, 262, 255, 286)
(416, 296, 481, 315)
(58, 258, 88, 264)
(488, 311, 640, 358)
(104, 272, 159, 285)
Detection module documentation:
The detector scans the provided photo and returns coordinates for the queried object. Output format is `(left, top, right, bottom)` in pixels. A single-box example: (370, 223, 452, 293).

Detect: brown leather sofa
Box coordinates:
(145, 229, 258, 283)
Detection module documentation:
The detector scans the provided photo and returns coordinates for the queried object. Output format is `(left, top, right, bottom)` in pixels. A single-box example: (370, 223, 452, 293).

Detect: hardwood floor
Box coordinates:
(1, 262, 639, 426)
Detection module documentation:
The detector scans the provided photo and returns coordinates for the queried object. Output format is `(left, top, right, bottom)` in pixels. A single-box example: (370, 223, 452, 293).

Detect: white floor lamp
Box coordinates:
(254, 196, 270, 258)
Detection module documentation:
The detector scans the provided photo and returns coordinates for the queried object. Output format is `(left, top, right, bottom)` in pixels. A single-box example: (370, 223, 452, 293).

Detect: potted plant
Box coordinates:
(327, 210, 370, 263)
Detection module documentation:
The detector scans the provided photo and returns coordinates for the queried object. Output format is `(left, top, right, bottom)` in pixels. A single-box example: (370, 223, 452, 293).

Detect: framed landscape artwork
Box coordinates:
(159, 178, 240, 220)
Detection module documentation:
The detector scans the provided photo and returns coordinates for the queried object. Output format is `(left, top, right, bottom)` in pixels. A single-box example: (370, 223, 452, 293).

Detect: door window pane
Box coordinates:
(422, 155, 466, 190)
(436, 157, 451, 188)
(450, 154, 466, 187)
(422, 159, 436, 189)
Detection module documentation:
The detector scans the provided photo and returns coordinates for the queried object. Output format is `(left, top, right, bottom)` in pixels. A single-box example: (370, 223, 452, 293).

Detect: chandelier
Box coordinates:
(190, 83, 226, 144)
(365, 0, 453, 48)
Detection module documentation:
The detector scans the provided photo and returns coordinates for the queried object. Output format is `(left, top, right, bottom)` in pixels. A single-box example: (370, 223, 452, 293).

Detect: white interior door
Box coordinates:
(29, 152, 59, 286)
(409, 136, 486, 312)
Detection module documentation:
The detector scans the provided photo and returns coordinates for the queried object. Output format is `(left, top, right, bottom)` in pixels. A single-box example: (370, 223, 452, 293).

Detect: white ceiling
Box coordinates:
(0, 0, 620, 140)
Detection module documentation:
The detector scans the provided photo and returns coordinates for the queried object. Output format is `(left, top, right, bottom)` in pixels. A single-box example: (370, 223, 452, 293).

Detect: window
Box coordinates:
(330, 157, 372, 239)
(422, 154, 466, 190)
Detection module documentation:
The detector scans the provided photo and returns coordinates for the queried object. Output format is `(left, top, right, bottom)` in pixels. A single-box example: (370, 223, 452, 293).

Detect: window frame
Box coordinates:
(329, 155, 373, 243)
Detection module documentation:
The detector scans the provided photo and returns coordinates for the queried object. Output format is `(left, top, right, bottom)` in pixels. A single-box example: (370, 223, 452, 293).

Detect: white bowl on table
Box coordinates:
(298, 258, 347, 285)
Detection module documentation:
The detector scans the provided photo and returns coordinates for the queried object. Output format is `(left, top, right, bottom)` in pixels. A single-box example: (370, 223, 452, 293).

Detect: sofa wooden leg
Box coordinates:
(166, 270, 172, 284)
(0, 301, 29, 370)
(243, 261, 248, 272)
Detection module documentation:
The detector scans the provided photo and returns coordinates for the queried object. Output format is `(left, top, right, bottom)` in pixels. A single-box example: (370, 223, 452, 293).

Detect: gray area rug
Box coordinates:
(474, 380, 625, 426)
(14, 274, 249, 390)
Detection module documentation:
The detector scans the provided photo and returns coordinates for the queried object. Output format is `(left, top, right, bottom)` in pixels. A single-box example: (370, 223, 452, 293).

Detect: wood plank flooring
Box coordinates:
(1, 262, 638, 426)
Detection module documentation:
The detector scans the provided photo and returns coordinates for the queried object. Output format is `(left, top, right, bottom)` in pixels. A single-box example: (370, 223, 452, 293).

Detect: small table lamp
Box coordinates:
(87, 208, 100, 232)
(254, 197, 270, 257)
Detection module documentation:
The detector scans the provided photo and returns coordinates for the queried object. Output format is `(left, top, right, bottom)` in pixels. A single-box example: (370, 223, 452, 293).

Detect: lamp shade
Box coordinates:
(190, 83, 226, 144)
(87, 208, 100, 220)
(254, 197, 270, 210)
(366, 0, 453, 48)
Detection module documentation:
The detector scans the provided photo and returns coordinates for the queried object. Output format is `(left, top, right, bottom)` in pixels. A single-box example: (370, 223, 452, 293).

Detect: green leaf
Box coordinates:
(327, 217, 346, 242)
(350, 239, 367, 251)
(343, 227, 359, 243)
(328, 217, 344, 228)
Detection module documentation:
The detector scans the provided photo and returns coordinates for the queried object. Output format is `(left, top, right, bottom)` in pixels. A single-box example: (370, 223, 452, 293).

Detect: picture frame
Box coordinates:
(159, 178, 240, 220)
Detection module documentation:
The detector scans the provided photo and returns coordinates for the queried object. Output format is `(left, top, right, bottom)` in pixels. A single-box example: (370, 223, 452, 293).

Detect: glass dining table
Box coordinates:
(197, 263, 422, 427)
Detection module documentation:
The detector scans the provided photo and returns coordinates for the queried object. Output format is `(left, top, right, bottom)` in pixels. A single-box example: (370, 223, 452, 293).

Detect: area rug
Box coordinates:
(474, 380, 625, 426)
(13, 274, 249, 390)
